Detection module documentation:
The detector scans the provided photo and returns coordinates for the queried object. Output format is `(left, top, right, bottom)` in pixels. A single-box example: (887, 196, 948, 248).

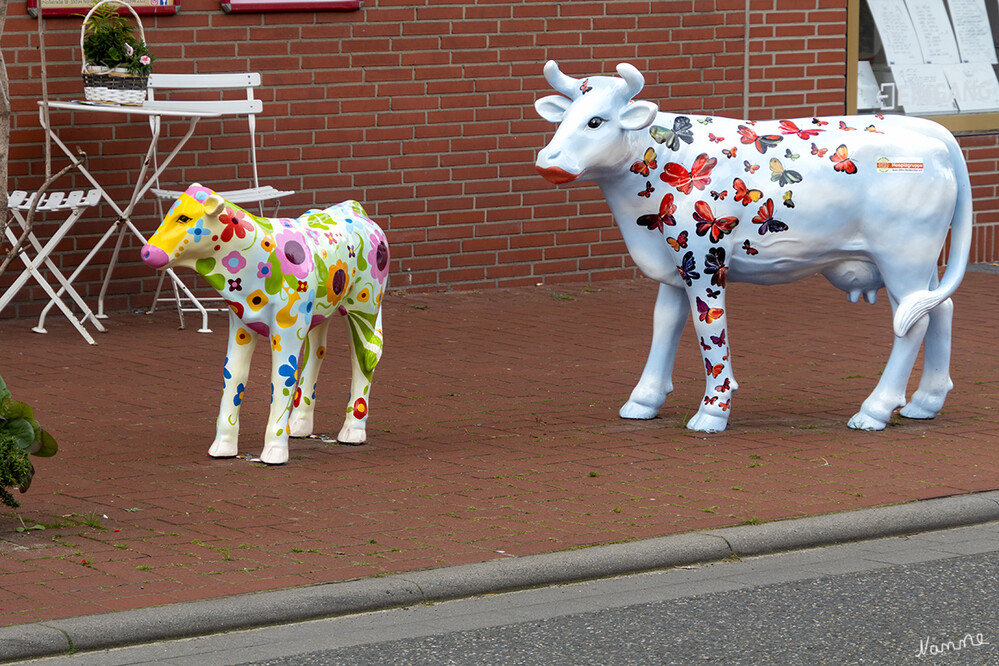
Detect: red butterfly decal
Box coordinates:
(737, 124, 783, 154)
(709, 133, 724, 143)
(733, 178, 763, 207)
(631, 147, 658, 177)
(875, 113, 885, 119)
(839, 121, 856, 131)
(753, 199, 789, 235)
(723, 348, 730, 361)
(700, 337, 712, 351)
(704, 247, 728, 288)
(711, 189, 728, 200)
(704, 395, 718, 405)
(693, 200, 739, 243)
(830, 144, 858, 174)
(810, 142, 827, 158)
(710, 328, 726, 347)
(715, 378, 731, 392)
(706, 287, 721, 298)
(743, 160, 760, 174)
(722, 147, 737, 159)
(865, 125, 883, 134)
(579, 78, 592, 95)
(778, 119, 822, 139)
(742, 239, 759, 255)
(637, 193, 677, 233)
(662, 153, 717, 194)
(696, 296, 724, 324)
(719, 399, 731, 411)
(705, 358, 725, 378)
(812, 117, 829, 126)
(667, 230, 689, 251)
(638, 181, 655, 198)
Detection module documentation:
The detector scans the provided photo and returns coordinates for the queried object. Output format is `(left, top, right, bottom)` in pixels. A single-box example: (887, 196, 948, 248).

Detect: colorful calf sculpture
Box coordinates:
(141, 184, 388, 464)
(535, 61, 971, 432)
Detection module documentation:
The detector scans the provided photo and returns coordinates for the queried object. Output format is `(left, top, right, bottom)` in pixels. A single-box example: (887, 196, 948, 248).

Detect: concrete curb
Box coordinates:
(4, 490, 999, 662)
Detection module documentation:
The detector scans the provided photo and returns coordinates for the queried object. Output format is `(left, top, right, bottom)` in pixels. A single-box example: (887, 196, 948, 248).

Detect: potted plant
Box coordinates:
(0, 376, 58, 510)
(80, 0, 156, 105)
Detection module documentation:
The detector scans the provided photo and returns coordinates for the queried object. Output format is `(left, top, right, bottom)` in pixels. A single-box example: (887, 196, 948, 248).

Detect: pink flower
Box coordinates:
(140, 55, 151, 66)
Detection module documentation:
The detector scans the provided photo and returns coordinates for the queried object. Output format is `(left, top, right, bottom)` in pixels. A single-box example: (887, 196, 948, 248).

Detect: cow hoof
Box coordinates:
(337, 424, 367, 445)
(899, 387, 949, 420)
(686, 411, 728, 433)
(288, 413, 314, 438)
(208, 439, 238, 458)
(259, 446, 289, 465)
(847, 412, 887, 431)
(899, 403, 937, 420)
(620, 399, 660, 420)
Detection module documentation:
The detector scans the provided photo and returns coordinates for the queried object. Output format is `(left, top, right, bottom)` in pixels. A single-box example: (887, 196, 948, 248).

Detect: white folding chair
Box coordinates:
(1, 189, 105, 344)
(144, 72, 295, 331)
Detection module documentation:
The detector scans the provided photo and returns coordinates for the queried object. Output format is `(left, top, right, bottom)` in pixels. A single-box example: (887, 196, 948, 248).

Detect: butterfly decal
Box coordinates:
(810, 142, 827, 158)
(705, 358, 725, 378)
(637, 192, 677, 233)
(703, 246, 728, 288)
(875, 113, 885, 119)
(782, 190, 794, 208)
(696, 296, 724, 324)
(704, 395, 718, 405)
(667, 230, 689, 251)
(697, 117, 713, 125)
(719, 399, 731, 411)
(769, 158, 802, 187)
(733, 177, 763, 207)
(630, 147, 658, 177)
(693, 200, 739, 243)
(865, 124, 883, 134)
(706, 287, 721, 298)
(839, 121, 856, 131)
(710, 329, 726, 347)
(742, 239, 759, 255)
(744, 160, 760, 174)
(778, 119, 823, 139)
(708, 133, 724, 143)
(831, 144, 858, 174)
(638, 181, 655, 198)
(579, 78, 592, 95)
(650, 116, 694, 151)
(662, 153, 717, 195)
(722, 147, 737, 159)
(699, 337, 712, 351)
(711, 189, 728, 200)
(715, 378, 731, 392)
(753, 198, 788, 235)
(737, 124, 783, 154)
(677, 250, 700, 286)
(812, 117, 829, 126)
(784, 148, 799, 161)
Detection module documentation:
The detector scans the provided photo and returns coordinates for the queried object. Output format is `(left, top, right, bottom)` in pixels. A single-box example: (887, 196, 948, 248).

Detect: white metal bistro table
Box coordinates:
(36, 100, 224, 334)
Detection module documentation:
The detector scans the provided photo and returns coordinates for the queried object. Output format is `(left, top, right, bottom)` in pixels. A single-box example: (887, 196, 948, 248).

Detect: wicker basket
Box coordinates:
(80, 0, 148, 105)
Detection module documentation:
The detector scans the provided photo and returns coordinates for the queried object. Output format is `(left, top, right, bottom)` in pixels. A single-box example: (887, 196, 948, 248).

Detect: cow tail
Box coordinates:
(892, 135, 973, 338)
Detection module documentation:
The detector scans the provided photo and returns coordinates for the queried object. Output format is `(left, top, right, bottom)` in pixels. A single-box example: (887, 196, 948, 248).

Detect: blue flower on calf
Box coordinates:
(278, 356, 298, 387)
(234, 383, 245, 406)
(187, 219, 210, 242)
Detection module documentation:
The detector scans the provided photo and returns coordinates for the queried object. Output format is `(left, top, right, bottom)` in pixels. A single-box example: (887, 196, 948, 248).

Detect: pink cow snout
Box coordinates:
(141, 244, 169, 269)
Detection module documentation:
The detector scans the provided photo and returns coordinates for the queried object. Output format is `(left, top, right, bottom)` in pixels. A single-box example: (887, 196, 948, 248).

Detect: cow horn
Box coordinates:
(616, 63, 645, 100)
(544, 60, 581, 99)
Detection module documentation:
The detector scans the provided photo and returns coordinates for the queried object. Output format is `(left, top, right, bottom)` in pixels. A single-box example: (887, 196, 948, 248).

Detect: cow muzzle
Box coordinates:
(535, 165, 580, 185)
(141, 244, 170, 269)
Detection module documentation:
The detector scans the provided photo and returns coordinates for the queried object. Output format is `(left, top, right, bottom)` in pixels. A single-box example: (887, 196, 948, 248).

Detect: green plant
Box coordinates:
(81, 2, 156, 76)
(1, 375, 58, 509)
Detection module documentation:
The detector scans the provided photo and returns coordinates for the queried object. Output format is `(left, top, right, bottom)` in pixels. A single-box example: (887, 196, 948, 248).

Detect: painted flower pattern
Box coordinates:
(222, 251, 246, 274)
(275, 229, 315, 280)
(219, 208, 254, 242)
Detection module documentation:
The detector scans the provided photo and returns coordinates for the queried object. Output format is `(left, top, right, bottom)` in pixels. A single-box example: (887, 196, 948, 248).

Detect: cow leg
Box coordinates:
(848, 291, 930, 431)
(289, 319, 332, 437)
(209, 311, 258, 458)
(620, 282, 688, 419)
(900, 282, 954, 419)
(260, 329, 308, 465)
(684, 287, 737, 433)
(338, 304, 384, 444)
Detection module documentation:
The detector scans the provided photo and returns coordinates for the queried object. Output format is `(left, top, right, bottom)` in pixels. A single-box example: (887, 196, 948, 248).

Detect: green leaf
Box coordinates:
(2, 418, 36, 451)
(33, 430, 58, 457)
(0, 376, 10, 403)
(0, 398, 33, 421)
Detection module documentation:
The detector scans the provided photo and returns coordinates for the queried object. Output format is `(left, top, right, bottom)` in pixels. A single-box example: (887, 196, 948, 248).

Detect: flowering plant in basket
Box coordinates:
(81, 1, 156, 76)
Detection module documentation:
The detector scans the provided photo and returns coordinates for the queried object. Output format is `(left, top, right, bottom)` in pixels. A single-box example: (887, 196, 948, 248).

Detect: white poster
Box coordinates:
(947, 0, 998, 63)
(867, 0, 926, 64)
(892, 64, 959, 113)
(904, 0, 962, 63)
(944, 63, 999, 111)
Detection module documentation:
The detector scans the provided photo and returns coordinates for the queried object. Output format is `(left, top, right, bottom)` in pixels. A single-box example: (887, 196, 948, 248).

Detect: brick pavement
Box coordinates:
(0, 271, 997, 627)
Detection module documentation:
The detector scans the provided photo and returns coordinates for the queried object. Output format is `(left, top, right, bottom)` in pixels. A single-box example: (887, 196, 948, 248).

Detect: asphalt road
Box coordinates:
(19, 521, 999, 665)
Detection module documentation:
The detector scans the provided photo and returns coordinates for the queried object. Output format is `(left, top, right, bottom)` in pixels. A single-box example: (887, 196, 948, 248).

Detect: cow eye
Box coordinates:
(586, 117, 605, 129)
(177, 214, 191, 224)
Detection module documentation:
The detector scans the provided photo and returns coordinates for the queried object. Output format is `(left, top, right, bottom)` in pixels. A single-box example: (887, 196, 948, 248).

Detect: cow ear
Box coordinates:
(618, 101, 658, 131)
(535, 94, 571, 123)
(204, 194, 226, 217)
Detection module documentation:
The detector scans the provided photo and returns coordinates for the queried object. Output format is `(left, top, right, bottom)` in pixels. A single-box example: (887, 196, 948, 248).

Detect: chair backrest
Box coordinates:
(146, 72, 267, 195)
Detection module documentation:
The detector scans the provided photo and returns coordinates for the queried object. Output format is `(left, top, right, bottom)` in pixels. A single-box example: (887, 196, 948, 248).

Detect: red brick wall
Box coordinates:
(1, 0, 996, 319)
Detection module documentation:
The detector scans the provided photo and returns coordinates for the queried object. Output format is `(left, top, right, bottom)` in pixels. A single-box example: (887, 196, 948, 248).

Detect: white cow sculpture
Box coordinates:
(534, 61, 971, 432)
